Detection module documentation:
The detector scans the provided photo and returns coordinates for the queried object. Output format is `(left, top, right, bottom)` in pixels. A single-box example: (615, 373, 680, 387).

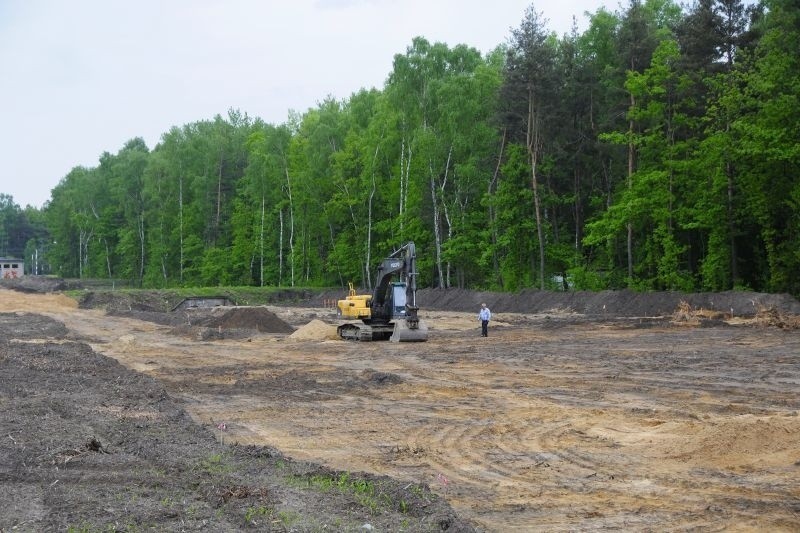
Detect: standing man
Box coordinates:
(478, 302, 491, 337)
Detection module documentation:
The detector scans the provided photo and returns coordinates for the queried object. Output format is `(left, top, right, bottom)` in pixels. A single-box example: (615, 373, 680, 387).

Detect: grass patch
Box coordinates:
(244, 505, 273, 525)
(288, 471, 397, 516)
(195, 452, 234, 475)
(277, 509, 301, 527)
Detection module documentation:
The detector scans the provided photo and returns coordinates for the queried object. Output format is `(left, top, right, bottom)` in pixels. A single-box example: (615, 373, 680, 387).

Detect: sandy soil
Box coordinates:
(2, 287, 799, 531)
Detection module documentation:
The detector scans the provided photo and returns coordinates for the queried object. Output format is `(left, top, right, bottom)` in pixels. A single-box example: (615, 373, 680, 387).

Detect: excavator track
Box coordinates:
(337, 321, 427, 342)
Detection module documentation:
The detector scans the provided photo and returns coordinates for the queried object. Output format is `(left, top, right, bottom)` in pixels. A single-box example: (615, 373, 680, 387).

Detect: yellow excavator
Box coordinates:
(336, 242, 428, 342)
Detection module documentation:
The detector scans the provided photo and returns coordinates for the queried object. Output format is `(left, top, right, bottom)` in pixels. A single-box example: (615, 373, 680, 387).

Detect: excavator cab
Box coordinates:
(391, 282, 407, 317)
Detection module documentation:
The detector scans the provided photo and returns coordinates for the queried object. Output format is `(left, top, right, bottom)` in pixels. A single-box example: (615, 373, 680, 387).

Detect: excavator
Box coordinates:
(336, 241, 428, 342)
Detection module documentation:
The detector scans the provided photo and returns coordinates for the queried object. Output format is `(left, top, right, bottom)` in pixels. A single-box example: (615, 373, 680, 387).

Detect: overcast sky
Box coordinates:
(1, 0, 615, 209)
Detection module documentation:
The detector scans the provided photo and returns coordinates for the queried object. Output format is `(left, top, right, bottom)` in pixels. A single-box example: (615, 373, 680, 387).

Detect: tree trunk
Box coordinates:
(105, 241, 113, 280)
(429, 157, 444, 289)
(284, 164, 295, 287)
(215, 158, 223, 246)
(260, 194, 265, 287)
(279, 209, 284, 286)
(138, 212, 145, 287)
(179, 172, 184, 284)
(399, 138, 405, 236)
(366, 144, 379, 290)
(490, 129, 506, 288)
(627, 92, 636, 283)
(441, 146, 453, 288)
(161, 235, 167, 285)
(526, 85, 546, 290)
(573, 166, 582, 251)
(78, 231, 83, 279)
(399, 137, 412, 237)
(88, 202, 113, 280)
(726, 160, 737, 286)
(78, 225, 93, 279)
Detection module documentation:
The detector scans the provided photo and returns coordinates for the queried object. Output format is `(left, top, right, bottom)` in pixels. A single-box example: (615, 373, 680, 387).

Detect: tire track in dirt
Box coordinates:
(417, 417, 537, 485)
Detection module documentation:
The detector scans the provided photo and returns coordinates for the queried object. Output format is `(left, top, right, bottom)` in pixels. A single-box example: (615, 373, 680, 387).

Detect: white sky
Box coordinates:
(0, 0, 615, 209)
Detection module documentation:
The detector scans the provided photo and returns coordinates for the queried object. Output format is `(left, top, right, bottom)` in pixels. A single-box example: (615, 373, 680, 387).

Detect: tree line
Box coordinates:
(3, 0, 798, 296)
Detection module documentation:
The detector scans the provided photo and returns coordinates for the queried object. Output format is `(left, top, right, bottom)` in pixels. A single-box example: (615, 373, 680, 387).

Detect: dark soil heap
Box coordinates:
(416, 288, 800, 317)
(0, 276, 67, 293)
(192, 307, 295, 334)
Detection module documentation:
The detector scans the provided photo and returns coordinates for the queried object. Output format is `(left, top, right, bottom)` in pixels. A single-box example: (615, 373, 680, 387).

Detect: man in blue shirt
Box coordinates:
(478, 303, 491, 337)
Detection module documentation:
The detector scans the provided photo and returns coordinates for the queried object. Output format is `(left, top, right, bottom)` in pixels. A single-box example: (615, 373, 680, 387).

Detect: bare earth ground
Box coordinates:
(0, 290, 468, 532)
(1, 284, 799, 531)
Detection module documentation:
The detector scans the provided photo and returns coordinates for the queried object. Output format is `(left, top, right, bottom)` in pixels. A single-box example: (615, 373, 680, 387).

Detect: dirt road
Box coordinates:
(3, 288, 799, 531)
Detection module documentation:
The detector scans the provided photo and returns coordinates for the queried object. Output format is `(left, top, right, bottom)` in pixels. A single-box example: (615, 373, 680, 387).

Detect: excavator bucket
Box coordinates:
(390, 319, 428, 342)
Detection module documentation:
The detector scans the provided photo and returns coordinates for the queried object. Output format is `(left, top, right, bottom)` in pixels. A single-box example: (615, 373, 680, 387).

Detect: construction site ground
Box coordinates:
(1, 282, 799, 531)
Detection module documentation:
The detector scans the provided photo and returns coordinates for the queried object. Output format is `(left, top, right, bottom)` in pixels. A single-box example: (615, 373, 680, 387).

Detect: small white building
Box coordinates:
(0, 258, 24, 279)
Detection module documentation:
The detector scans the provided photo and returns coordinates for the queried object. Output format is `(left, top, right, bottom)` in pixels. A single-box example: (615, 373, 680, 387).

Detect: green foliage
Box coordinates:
(290, 471, 399, 516)
(26, 2, 798, 297)
(195, 452, 233, 475)
(0, 195, 49, 275)
(567, 265, 609, 291)
(244, 505, 273, 525)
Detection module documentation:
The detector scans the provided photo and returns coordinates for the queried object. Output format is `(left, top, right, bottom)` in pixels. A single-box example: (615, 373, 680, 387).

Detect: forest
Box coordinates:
(1, 0, 798, 296)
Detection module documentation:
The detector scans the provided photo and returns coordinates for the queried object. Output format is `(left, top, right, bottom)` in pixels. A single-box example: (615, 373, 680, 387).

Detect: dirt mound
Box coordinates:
(192, 307, 294, 334)
(289, 319, 338, 340)
(79, 290, 178, 313)
(362, 370, 403, 386)
(0, 289, 77, 313)
(0, 312, 69, 339)
(417, 288, 800, 317)
(0, 276, 67, 293)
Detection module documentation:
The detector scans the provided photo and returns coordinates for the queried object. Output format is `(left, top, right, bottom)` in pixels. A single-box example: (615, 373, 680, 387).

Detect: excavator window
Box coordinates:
(392, 283, 407, 317)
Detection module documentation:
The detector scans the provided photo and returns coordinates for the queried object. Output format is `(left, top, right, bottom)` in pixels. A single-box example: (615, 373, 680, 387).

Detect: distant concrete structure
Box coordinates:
(0, 258, 24, 279)
(171, 296, 235, 311)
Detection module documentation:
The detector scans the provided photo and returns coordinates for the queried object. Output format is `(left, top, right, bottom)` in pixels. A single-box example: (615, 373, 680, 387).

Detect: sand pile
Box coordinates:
(0, 288, 77, 313)
(289, 319, 339, 341)
(193, 307, 294, 333)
